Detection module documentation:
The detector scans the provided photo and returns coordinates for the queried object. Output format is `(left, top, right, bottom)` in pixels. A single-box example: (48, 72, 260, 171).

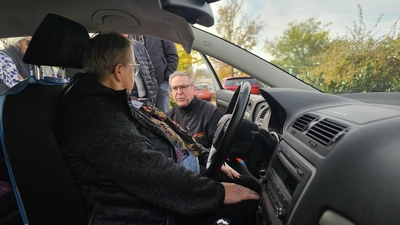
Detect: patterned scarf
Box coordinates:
(136, 99, 203, 166)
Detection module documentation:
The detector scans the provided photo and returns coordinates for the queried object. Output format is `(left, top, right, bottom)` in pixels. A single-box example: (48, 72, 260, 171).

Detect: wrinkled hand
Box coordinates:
(220, 163, 240, 180)
(221, 182, 259, 205)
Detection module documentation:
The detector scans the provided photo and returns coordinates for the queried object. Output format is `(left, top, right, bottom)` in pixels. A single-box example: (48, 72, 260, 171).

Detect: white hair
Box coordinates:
(6, 37, 28, 48)
(169, 71, 195, 85)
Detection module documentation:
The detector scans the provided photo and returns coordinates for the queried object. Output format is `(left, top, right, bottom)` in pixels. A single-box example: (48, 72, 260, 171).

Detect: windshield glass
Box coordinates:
(196, 0, 400, 94)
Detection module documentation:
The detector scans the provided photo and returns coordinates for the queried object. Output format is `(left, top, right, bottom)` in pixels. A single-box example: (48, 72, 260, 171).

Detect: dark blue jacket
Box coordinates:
(143, 37, 178, 84)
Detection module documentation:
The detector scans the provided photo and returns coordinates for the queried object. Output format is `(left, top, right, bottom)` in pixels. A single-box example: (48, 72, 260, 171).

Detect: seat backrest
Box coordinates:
(0, 13, 90, 224)
(1, 83, 87, 225)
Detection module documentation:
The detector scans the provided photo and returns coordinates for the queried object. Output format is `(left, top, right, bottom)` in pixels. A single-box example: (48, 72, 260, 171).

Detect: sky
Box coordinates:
(199, 0, 400, 60)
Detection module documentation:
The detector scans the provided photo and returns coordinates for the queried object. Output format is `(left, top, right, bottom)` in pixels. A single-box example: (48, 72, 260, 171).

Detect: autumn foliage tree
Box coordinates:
(175, 44, 195, 75)
(264, 18, 331, 76)
(305, 5, 400, 93)
(266, 4, 400, 94)
(213, 0, 265, 80)
(175, 44, 205, 77)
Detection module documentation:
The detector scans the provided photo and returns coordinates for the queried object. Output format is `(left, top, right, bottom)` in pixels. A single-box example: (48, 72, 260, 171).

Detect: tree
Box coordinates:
(175, 44, 204, 76)
(266, 4, 400, 94)
(213, 0, 266, 79)
(264, 18, 331, 76)
(175, 44, 194, 75)
(305, 5, 400, 93)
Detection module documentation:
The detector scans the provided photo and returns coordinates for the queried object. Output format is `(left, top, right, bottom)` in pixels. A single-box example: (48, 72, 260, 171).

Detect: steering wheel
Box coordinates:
(206, 81, 251, 177)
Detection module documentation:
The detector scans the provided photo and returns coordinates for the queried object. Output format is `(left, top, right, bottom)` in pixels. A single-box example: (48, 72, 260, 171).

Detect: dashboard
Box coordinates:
(244, 88, 400, 225)
(246, 94, 270, 130)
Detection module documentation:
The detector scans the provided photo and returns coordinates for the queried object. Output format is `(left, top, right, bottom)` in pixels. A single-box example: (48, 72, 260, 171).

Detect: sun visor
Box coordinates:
(23, 13, 90, 69)
(161, 0, 220, 27)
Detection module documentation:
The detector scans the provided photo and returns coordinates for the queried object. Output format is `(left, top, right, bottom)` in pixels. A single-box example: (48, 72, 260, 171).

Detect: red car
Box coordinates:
(194, 84, 211, 101)
(221, 76, 260, 94)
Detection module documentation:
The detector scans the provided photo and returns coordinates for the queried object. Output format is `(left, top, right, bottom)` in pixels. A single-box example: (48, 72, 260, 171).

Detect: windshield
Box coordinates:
(195, 0, 400, 94)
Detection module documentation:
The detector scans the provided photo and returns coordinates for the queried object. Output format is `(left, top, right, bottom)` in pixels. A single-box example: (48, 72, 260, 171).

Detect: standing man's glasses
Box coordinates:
(170, 84, 193, 92)
(126, 63, 141, 76)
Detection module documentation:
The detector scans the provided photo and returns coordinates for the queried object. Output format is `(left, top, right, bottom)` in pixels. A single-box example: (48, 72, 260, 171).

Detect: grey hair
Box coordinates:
(169, 71, 195, 85)
(6, 37, 28, 48)
(81, 32, 133, 78)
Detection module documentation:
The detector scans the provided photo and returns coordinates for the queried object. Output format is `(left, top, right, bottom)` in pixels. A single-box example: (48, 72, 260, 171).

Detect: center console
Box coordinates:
(259, 141, 313, 225)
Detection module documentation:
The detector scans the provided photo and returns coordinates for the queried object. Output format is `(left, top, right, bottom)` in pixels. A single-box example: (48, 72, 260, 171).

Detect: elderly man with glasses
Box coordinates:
(61, 32, 259, 225)
(167, 71, 223, 149)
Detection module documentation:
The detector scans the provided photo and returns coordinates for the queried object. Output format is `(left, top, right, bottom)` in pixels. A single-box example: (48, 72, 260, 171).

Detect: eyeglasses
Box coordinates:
(126, 63, 141, 76)
(171, 84, 193, 92)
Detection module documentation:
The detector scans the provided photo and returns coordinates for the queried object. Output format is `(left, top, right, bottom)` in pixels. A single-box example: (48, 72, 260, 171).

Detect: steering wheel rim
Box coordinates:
(206, 81, 251, 177)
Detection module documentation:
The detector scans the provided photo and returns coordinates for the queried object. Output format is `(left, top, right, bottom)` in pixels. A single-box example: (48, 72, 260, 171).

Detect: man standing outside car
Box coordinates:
(140, 36, 178, 113)
(167, 71, 223, 149)
(126, 34, 158, 105)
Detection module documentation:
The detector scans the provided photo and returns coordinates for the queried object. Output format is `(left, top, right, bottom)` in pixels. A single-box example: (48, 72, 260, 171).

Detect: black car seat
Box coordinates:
(0, 13, 90, 225)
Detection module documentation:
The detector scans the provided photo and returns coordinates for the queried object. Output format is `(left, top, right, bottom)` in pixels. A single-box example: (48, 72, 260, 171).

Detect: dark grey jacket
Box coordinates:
(167, 96, 223, 149)
(61, 74, 224, 225)
(143, 37, 178, 84)
(131, 40, 158, 104)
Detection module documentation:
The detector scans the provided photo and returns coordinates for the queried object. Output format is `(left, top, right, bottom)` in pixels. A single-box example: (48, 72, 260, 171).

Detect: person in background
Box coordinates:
(0, 37, 34, 94)
(135, 35, 178, 113)
(167, 71, 223, 149)
(61, 32, 259, 225)
(167, 72, 251, 175)
(126, 34, 158, 105)
(40, 65, 62, 78)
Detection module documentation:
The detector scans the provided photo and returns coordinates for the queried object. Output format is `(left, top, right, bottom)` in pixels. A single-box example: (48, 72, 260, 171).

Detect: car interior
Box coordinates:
(1, 0, 400, 225)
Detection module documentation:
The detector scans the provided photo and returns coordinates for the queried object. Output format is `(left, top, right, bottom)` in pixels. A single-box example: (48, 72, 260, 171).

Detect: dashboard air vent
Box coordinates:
(259, 106, 269, 119)
(306, 119, 348, 147)
(292, 114, 319, 132)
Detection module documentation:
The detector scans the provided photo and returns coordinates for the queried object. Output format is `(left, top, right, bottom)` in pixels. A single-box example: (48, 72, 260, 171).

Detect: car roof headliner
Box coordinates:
(0, 0, 197, 52)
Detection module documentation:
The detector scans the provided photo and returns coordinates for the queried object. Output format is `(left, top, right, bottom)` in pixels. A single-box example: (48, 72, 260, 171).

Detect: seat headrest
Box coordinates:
(23, 13, 90, 69)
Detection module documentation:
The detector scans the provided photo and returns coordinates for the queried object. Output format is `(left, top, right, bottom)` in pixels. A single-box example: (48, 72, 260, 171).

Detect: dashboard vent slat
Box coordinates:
(306, 119, 348, 147)
(292, 114, 319, 132)
(259, 107, 268, 119)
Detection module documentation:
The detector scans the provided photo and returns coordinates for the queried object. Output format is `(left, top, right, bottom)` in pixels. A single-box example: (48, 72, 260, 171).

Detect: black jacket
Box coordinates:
(167, 96, 223, 149)
(131, 40, 158, 104)
(61, 74, 224, 225)
(143, 37, 178, 84)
